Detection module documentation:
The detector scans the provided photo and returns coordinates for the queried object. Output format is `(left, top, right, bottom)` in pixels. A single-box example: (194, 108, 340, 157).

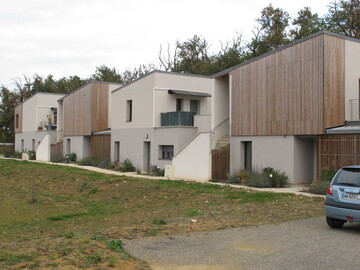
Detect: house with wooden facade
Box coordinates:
(14, 92, 65, 161)
(56, 81, 122, 160)
(213, 31, 360, 184)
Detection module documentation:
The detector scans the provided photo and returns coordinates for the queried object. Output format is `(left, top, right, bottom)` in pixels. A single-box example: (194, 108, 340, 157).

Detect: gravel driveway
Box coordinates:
(124, 217, 360, 270)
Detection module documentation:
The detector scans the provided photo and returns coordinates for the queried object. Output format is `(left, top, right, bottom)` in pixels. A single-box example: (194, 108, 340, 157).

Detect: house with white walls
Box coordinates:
(111, 71, 222, 180)
(14, 92, 65, 161)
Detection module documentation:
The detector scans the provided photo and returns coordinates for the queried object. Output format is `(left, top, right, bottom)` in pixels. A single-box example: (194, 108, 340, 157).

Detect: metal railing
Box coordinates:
(160, 111, 196, 126)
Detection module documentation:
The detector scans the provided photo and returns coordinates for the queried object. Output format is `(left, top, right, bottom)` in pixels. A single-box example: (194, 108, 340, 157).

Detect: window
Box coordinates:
(190, 100, 199, 114)
(32, 139, 35, 151)
(126, 100, 133, 122)
(176, 99, 183, 111)
(66, 138, 71, 154)
(114, 141, 120, 162)
(160, 145, 174, 160)
(16, 114, 19, 129)
(53, 109, 57, 126)
(243, 141, 252, 170)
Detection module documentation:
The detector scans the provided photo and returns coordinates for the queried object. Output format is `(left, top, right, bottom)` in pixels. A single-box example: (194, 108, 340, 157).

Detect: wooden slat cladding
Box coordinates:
(50, 142, 63, 159)
(92, 83, 109, 132)
(90, 135, 111, 160)
(231, 35, 326, 136)
(63, 84, 92, 136)
(211, 145, 230, 180)
(324, 35, 345, 129)
(14, 104, 23, 133)
(320, 134, 360, 170)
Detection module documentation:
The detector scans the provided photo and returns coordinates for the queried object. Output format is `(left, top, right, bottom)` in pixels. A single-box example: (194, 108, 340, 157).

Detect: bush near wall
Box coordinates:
(308, 169, 338, 195)
(217, 167, 288, 188)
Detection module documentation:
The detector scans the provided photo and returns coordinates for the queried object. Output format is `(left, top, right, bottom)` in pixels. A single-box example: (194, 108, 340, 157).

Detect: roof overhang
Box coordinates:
(168, 89, 211, 97)
(325, 125, 360, 134)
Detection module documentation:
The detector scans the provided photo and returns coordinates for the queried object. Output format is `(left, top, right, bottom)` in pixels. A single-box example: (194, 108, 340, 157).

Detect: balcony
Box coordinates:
(349, 99, 360, 121)
(161, 111, 196, 126)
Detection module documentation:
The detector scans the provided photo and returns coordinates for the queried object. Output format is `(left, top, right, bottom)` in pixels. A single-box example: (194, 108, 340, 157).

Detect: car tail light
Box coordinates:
(327, 185, 333, 195)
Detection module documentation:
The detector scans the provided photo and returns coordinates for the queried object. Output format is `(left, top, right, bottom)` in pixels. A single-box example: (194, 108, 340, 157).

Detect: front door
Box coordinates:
(144, 142, 151, 172)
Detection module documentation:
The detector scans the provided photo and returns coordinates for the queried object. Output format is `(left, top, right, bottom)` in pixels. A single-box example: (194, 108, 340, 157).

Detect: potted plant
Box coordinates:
(37, 126, 43, 131)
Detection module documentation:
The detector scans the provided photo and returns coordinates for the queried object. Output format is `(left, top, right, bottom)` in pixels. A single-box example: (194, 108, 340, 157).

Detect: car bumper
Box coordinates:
(325, 198, 360, 222)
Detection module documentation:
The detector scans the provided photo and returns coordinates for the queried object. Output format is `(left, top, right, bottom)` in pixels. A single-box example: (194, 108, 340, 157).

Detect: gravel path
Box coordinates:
(124, 217, 360, 270)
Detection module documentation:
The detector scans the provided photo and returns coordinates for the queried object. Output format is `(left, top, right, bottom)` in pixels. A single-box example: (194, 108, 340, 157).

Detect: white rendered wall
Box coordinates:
(111, 127, 197, 170)
(231, 135, 317, 184)
(15, 131, 57, 152)
(22, 93, 64, 132)
(345, 40, 360, 120)
(63, 136, 90, 160)
(111, 74, 154, 130)
(169, 132, 211, 182)
(231, 136, 295, 183)
(36, 134, 51, 161)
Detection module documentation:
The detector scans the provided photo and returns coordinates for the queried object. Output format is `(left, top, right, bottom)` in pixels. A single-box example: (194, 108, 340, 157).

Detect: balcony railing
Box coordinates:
(349, 99, 360, 121)
(161, 111, 196, 126)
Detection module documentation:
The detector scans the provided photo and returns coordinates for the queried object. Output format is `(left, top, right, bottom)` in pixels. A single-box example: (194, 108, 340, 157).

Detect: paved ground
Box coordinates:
(124, 217, 360, 270)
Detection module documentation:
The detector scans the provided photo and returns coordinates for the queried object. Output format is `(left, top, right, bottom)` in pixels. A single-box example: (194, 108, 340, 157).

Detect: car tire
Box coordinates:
(326, 217, 345, 229)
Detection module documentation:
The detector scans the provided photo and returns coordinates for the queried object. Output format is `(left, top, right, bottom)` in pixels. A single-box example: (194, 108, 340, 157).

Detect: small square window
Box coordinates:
(159, 145, 174, 160)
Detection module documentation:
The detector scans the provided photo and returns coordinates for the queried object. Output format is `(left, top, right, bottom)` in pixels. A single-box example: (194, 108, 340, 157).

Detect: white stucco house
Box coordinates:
(14, 92, 65, 161)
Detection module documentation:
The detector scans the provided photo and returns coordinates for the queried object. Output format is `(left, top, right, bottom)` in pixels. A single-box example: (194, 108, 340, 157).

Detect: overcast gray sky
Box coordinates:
(0, 0, 332, 89)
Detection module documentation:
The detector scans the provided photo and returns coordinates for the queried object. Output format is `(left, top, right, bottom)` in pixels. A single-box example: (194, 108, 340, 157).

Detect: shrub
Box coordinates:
(4, 147, 15, 158)
(28, 150, 36, 160)
(51, 154, 66, 163)
(119, 159, 136, 172)
(149, 165, 164, 176)
(308, 181, 330, 195)
(67, 152, 77, 162)
(320, 169, 337, 182)
(247, 170, 272, 188)
(263, 167, 288, 188)
(77, 157, 101, 166)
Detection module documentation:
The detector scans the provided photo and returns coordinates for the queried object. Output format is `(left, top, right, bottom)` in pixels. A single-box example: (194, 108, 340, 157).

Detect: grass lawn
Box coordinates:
(0, 159, 324, 269)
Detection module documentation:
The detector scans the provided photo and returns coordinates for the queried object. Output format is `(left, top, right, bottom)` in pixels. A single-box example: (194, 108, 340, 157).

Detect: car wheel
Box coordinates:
(326, 217, 345, 229)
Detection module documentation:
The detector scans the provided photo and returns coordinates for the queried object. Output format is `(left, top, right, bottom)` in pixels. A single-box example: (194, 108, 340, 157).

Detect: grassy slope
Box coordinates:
(0, 159, 324, 269)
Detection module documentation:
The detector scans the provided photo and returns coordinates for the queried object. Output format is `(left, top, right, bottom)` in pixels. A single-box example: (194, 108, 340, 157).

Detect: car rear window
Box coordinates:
(332, 168, 360, 187)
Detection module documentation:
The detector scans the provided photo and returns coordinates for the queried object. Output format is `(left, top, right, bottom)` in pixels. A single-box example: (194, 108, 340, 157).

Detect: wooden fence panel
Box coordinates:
(90, 135, 111, 160)
(50, 142, 63, 159)
(319, 134, 360, 170)
(211, 145, 230, 180)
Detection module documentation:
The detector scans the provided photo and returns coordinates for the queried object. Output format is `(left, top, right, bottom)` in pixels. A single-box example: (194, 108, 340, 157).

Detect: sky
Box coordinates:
(0, 0, 332, 89)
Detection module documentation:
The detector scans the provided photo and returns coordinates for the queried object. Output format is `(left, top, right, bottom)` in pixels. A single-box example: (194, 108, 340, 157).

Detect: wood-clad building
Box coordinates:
(213, 31, 360, 184)
(58, 81, 122, 160)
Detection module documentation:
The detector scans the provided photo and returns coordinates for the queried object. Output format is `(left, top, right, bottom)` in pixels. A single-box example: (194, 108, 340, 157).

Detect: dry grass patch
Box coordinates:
(0, 159, 324, 269)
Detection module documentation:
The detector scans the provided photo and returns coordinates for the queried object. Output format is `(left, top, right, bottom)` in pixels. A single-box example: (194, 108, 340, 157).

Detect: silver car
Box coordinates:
(325, 166, 360, 228)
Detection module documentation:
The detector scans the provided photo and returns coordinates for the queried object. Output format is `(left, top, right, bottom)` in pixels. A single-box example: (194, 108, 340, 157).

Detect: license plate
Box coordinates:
(343, 193, 360, 200)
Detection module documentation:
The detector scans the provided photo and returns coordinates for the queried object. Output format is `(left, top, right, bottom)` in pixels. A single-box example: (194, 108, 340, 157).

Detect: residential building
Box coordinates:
(14, 92, 65, 160)
(57, 81, 122, 160)
(213, 31, 360, 184)
(111, 71, 215, 179)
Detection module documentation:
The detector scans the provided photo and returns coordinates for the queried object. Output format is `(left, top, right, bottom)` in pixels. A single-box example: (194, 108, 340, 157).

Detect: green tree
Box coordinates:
(121, 64, 156, 84)
(326, 0, 360, 38)
(0, 86, 19, 142)
(290, 7, 326, 40)
(246, 4, 290, 57)
(91, 65, 123, 83)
